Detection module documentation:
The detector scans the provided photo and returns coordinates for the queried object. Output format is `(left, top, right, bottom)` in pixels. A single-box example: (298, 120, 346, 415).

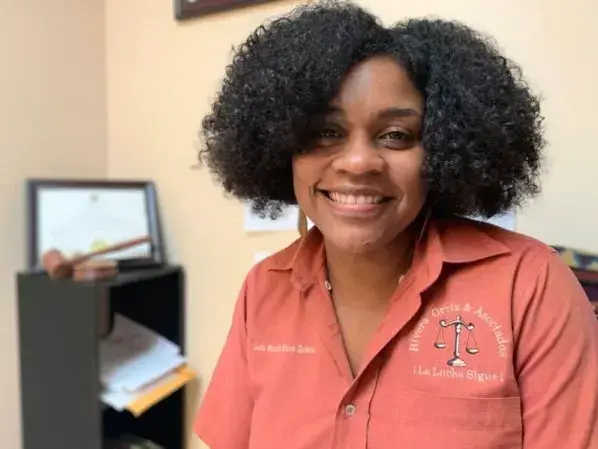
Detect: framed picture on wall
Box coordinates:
(25, 178, 166, 270)
(174, 0, 281, 20)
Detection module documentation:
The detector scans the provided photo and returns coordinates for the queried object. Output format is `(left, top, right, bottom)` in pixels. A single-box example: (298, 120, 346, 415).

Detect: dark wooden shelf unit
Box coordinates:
(17, 265, 186, 449)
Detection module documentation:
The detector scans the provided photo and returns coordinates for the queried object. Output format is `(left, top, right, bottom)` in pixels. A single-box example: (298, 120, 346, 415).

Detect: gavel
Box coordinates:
(42, 236, 152, 280)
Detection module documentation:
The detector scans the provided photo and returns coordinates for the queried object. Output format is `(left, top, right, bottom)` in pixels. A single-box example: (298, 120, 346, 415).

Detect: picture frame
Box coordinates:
(174, 0, 280, 21)
(26, 178, 166, 271)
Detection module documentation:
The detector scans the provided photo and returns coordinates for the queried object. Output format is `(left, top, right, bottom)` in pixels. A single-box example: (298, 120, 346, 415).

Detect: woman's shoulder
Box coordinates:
(250, 237, 305, 274)
(239, 236, 311, 333)
(438, 215, 558, 264)
(242, 235, 307, 297)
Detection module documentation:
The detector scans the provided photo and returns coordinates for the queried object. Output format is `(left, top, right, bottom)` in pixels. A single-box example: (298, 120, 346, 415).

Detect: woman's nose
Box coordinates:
(331, 135, 384, 175)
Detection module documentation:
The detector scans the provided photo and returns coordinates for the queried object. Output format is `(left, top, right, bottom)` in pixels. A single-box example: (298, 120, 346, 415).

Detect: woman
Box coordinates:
(194, 1, 598, 448)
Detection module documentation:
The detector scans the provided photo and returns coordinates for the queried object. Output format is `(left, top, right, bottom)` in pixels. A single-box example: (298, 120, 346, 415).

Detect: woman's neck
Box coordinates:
(324, 231, 415, 306)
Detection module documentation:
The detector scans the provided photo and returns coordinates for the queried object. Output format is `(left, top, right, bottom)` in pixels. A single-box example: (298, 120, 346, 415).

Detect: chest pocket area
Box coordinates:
(368, 389, 522, 449)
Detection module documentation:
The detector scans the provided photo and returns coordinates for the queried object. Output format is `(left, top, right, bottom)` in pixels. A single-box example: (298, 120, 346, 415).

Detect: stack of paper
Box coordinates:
(99, 314, 196, 416)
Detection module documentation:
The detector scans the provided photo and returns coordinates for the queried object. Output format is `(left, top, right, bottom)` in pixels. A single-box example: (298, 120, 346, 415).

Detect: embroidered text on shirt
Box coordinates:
(252, 343, 316, 354)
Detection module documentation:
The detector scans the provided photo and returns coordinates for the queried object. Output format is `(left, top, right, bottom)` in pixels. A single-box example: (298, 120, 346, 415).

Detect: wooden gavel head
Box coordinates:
(41, 236, 152, 280)
(42, 249, 76, 279)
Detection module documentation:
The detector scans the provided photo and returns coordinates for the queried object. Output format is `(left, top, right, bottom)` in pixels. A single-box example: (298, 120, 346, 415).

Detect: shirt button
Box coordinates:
(344, 404, 357, 416)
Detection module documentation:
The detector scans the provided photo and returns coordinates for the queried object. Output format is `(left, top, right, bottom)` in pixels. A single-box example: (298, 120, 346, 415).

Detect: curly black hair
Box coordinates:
(199, 0, 544, 219)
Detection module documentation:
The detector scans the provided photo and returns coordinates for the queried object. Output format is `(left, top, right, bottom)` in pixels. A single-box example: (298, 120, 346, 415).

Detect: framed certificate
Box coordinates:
(26, 179, 166, 270)
(174, 0, 280, 20)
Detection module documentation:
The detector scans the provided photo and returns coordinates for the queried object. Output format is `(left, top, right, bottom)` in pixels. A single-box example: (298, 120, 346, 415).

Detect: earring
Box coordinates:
(298, 209, 309, 237)
(417, 207, 432, 244)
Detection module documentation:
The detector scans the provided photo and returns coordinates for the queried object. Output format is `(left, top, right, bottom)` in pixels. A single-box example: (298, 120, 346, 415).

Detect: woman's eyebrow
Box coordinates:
(322, 105, 421, 121)
(377, 107, 421, 120)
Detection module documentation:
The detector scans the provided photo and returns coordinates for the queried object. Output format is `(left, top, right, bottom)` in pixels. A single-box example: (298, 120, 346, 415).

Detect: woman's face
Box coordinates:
(293, 55, 427, 254)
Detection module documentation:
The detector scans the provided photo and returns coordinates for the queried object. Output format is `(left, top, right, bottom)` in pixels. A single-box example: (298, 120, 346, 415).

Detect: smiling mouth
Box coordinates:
(318, 189, 392, 207)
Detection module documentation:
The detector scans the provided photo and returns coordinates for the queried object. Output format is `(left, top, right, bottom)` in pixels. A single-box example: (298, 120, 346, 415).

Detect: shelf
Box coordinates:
(19, 264, 182, 288)
(17, 265, 188, 449)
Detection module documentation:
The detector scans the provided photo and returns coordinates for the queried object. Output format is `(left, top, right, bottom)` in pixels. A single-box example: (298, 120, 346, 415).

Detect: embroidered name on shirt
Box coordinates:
(252, 343, 316, 354)
(471, 305, 509, 358)
(412, 365, 505, 383)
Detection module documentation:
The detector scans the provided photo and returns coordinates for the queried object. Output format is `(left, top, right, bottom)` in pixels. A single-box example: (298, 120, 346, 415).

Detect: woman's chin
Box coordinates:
(322, 229, 388, 255)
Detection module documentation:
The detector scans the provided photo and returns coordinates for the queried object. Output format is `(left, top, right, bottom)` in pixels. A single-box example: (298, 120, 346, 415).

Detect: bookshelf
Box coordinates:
(16, 265, 188, 449)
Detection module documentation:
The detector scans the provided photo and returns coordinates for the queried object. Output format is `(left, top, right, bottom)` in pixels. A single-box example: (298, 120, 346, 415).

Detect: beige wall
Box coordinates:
(2, 0, 596, 447)
(0, 1, 107, 447)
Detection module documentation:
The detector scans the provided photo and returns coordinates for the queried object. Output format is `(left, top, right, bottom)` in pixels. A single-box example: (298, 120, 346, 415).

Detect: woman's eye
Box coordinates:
(380, 130, 410, 141)
(319, 128, 341, 139)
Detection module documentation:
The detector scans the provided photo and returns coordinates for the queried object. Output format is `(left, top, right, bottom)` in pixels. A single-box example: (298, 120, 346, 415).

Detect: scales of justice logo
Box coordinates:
(433, 315, 479, 367)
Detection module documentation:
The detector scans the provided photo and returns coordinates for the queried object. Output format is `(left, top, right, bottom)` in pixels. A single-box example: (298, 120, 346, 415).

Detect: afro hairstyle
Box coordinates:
(198, 0, 544, 219)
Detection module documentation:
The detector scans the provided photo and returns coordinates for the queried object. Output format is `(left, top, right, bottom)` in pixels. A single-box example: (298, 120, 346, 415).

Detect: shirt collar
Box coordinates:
(431, 217, 511, 264)
(267, 217, 511, 290)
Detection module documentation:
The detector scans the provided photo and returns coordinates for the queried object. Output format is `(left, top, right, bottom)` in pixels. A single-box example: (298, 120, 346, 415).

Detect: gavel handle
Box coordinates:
(69, 236, 152, 266)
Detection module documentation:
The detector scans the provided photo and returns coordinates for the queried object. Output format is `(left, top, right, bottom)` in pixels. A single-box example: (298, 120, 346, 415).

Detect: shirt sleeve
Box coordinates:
(193, 276, 253, 449)
(514, 249, 598, 449)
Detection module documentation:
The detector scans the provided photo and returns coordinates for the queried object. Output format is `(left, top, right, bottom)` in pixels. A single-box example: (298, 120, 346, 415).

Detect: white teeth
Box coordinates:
(328, 192, 384, 205)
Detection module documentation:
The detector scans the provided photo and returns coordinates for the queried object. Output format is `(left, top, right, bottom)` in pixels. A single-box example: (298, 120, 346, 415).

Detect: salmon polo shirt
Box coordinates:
(194, 218, 598, 449)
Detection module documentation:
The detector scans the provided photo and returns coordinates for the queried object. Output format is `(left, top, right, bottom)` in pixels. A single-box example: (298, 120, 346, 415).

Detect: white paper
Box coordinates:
(100, 389, 134, 412)
(471, 212, 516, 231)
(254, 251, 273, 263)
(100, 369, 178, 412)
(243, 202, 299, 232)
(99, 314, 185, 393)
(37, 187, 151, 261)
